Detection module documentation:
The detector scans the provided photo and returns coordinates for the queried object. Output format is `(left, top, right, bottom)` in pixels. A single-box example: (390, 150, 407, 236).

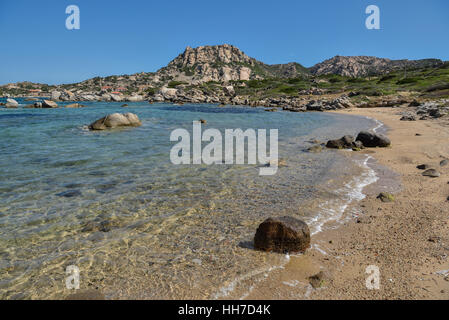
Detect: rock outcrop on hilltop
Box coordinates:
(157, 44, 308, 83)
(309, 55, 443, 78)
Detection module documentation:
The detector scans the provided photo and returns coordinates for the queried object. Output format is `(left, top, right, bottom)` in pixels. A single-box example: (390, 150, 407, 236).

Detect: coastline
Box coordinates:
(1, 100, 448, 299)
(237, 107, 449, 300)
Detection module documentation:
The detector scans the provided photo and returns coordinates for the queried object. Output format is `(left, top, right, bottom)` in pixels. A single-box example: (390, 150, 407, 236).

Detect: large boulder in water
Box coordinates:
(5, 98, 18, 108)
(254, 216, 311, 254)
(88, 113, 142, 130)
(356, 131, 391, 148)
(42, 100, 58, 108)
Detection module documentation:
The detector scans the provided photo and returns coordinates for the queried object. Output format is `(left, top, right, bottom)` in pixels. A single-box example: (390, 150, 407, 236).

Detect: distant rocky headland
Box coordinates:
(1, 44, 449, 115)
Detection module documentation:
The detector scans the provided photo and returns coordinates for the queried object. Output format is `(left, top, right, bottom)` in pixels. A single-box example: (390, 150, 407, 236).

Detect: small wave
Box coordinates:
(310, 154, 378, 235)
(366, 116, 384, 133)
(212, 255, 289, 300)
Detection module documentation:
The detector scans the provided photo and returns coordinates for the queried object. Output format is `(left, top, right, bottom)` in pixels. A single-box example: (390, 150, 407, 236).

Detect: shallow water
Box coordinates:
(0, 99, 376, 299)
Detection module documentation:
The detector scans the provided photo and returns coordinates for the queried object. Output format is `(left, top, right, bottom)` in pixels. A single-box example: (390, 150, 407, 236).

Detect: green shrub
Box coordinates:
(396, 77, 420, 84)
(379, 74, 396, 82)
(168, 81, 187, 88)
(146, 87, 157, 96)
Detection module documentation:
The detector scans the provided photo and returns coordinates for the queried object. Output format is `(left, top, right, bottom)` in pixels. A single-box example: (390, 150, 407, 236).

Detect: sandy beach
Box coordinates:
(240, 106, 449, 300)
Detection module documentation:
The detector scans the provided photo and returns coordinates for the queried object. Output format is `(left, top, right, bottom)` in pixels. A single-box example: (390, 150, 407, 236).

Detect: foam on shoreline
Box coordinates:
(309, 115, 386, 235)
(309, 154, 379, 235)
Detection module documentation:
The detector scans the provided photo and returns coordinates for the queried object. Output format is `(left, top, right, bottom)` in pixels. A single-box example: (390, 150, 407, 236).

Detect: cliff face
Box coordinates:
(309, 55, 443, 77)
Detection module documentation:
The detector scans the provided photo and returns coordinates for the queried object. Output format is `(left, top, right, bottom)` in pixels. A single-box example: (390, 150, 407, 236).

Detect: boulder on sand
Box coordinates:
(326, 135, 364, 150)
(356, 131, 391, 148)
(400, 113, 416, 121)
(308, 271, 331, 289)
(326, 135, 354, 149)
(88, 113, 142, 130)
(422, 169, 440, 178)
(254, 216, 311, 254)
(417, 164, 432, 170)
(352, 140, 364, 151)
(377, 192, 395, 203)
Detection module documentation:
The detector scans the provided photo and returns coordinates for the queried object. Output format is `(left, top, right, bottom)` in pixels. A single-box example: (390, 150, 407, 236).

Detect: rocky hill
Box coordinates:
(1, 45, 447, 106)
(156, 44, 309, 83)
(309, 55, 443, 78)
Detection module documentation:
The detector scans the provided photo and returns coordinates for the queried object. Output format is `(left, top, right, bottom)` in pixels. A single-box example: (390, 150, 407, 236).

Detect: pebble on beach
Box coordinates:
(422, 169, 440, 178)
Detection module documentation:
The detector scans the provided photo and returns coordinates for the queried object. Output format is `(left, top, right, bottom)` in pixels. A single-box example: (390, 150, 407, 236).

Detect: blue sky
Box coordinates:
(0, 0, 448, 85)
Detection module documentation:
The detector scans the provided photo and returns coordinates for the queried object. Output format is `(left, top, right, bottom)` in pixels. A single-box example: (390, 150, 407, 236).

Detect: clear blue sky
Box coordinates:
(0, 0, 448, 85)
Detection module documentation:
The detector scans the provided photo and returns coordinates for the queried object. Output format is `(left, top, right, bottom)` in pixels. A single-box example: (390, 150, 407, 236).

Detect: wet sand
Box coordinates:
(239, 107, 449, 300)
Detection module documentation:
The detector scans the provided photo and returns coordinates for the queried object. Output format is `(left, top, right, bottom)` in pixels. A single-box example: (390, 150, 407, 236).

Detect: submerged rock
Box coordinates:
(88, 113, 142, 130)
(56, 190, 82, 198)
(65, 103, 86, 108)
(440, 159, 448, 167)
(356, 131, 391, 148)
(264, 158, 287, 167)
(307, 145, 323, 153)
(254, 216, 310, 254)
(82, 220, 114, 233)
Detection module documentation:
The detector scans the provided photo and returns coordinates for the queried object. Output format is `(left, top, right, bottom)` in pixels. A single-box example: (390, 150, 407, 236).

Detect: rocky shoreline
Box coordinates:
(3, 91, 449, 120)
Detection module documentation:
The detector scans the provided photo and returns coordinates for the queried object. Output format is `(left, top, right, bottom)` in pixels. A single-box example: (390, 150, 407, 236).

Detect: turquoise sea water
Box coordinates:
(0, 99, 376, 299)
